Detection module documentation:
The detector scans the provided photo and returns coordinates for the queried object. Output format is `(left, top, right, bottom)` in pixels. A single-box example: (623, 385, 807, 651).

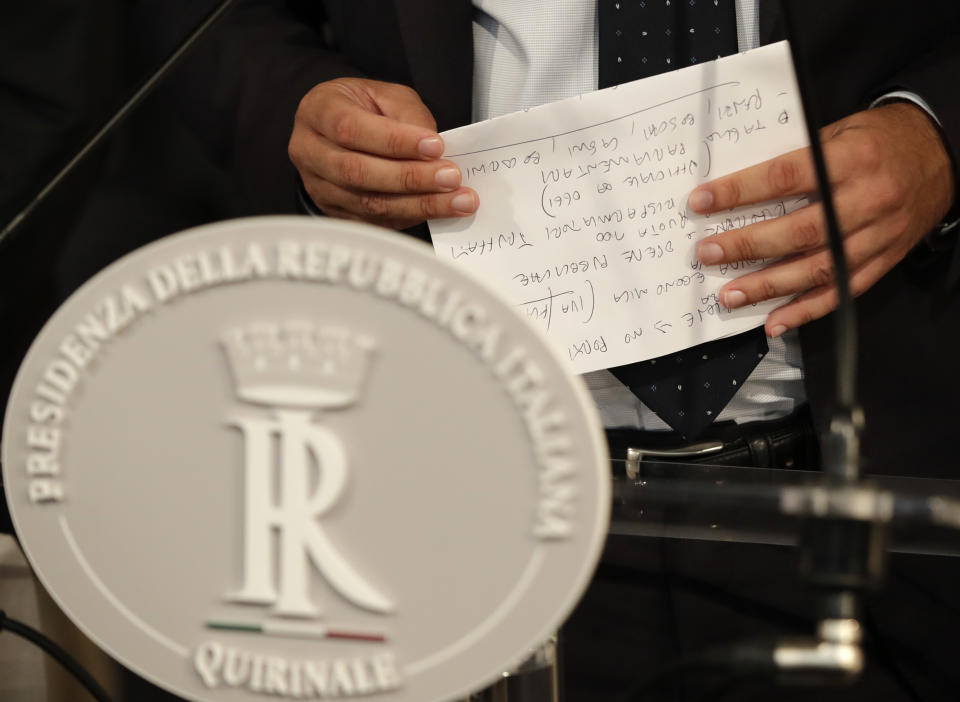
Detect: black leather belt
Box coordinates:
(605, 405, 820, 478)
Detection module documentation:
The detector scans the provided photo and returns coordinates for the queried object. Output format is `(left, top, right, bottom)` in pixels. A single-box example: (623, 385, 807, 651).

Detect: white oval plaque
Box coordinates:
(3, 216, 610, 702)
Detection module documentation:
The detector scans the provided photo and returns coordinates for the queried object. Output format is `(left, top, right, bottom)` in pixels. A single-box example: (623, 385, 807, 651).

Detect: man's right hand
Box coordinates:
(288, 78, 478, 230)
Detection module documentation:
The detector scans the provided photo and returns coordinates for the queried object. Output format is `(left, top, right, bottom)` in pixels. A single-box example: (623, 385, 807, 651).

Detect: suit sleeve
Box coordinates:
(165, 0, 369, 213)
(0, 0, 125, 420)
(872, 24, 960, 218)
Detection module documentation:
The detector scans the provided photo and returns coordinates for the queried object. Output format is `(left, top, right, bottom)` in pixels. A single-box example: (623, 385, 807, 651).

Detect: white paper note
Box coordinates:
(428, 41, 809, 374)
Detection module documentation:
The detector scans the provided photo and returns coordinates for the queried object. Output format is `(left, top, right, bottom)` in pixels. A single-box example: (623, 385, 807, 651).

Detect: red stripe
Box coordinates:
(325, 630, 387, 643)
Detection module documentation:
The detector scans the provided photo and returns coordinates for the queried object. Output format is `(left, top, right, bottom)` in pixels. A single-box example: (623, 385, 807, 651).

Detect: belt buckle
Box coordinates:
(624, 441, 725, 479)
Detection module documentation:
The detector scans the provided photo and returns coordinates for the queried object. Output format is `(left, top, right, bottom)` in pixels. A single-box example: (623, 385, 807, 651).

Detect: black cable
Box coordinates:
(0, 609, 114, 702)
(694, 674, 754, 702)
(615, 653, 723, 702)
(597, 561, 957, 698)
(615, 639, 776, 702)
(860, 603, 947, 702)
(890, 565, 960, 619)
(595, 562, 812, 632)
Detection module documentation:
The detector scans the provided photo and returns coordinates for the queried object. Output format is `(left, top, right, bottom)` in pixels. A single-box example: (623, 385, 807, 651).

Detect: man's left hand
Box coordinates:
(690, 102, 955, 338)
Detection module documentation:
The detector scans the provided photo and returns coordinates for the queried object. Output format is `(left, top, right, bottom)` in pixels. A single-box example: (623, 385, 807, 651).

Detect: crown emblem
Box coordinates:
(221, 321, 375, 408)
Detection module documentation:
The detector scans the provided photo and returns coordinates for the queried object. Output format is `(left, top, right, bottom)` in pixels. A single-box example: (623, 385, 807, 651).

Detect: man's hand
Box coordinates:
(289, 78, 478, 230)
(689, 102, 955, 337)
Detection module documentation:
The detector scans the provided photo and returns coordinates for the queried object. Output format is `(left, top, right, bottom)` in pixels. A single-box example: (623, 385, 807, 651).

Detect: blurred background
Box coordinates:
(2, 3, 960, 702)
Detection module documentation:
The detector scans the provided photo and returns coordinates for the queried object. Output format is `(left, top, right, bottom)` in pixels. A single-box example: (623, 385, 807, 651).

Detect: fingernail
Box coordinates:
(769, 324, 788, 338)
(723, 290, 746, 309)
(451, 192, 477, 214)
(435, 167, 461, 190)
(688, 188, 713, 212)
(418, 136, 444, 159)
(697, 242, 724, 265)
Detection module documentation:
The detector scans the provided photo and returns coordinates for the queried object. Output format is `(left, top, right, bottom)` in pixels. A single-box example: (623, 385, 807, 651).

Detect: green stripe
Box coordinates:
(205, 620, 262, 633)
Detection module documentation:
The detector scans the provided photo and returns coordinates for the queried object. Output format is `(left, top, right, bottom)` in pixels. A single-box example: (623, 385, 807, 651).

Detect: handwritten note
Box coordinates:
(428, 41, 809, 374)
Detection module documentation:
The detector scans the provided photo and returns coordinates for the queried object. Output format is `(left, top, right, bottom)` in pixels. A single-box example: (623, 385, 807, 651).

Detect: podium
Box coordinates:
(468, 459, 960, 702)
(3, 460, 960, 701)
(611, 461, 960, 558)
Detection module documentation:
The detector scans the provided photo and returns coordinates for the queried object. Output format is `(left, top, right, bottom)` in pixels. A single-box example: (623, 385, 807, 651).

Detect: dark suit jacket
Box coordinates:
(199, 0, 960, 477)
(0, 1, 126, 421)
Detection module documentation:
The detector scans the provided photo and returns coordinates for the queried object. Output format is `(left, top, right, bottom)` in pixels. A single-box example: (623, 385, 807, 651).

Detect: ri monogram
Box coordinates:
(220, 320, 392, 619)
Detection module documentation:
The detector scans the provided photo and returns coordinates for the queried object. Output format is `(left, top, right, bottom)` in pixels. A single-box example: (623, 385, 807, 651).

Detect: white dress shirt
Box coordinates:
(471, 0, 806, 430)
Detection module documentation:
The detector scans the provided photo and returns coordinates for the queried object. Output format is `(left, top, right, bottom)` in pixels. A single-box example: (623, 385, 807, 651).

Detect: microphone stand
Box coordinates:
(773, 0, 879, 683)
(0, 0, 237, 251)
(622, 4, 900, 697)
(0, 0, 238, 536)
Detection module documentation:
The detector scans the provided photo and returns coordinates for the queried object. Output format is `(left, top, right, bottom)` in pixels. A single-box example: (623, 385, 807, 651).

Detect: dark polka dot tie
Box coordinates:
(598, 0, 768, 439)
(599, 0, 740, 84)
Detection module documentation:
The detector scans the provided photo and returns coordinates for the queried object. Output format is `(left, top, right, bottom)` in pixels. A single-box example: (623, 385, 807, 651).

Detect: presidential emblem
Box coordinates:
(219, 322, 393, 619)
(2, 217, 610, 701)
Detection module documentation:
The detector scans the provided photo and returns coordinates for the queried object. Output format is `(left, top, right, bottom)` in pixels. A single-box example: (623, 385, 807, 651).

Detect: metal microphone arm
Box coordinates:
(777, 0, 871, 680)
(0, 0, 237, 251)
(0, 0, 238, 537)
